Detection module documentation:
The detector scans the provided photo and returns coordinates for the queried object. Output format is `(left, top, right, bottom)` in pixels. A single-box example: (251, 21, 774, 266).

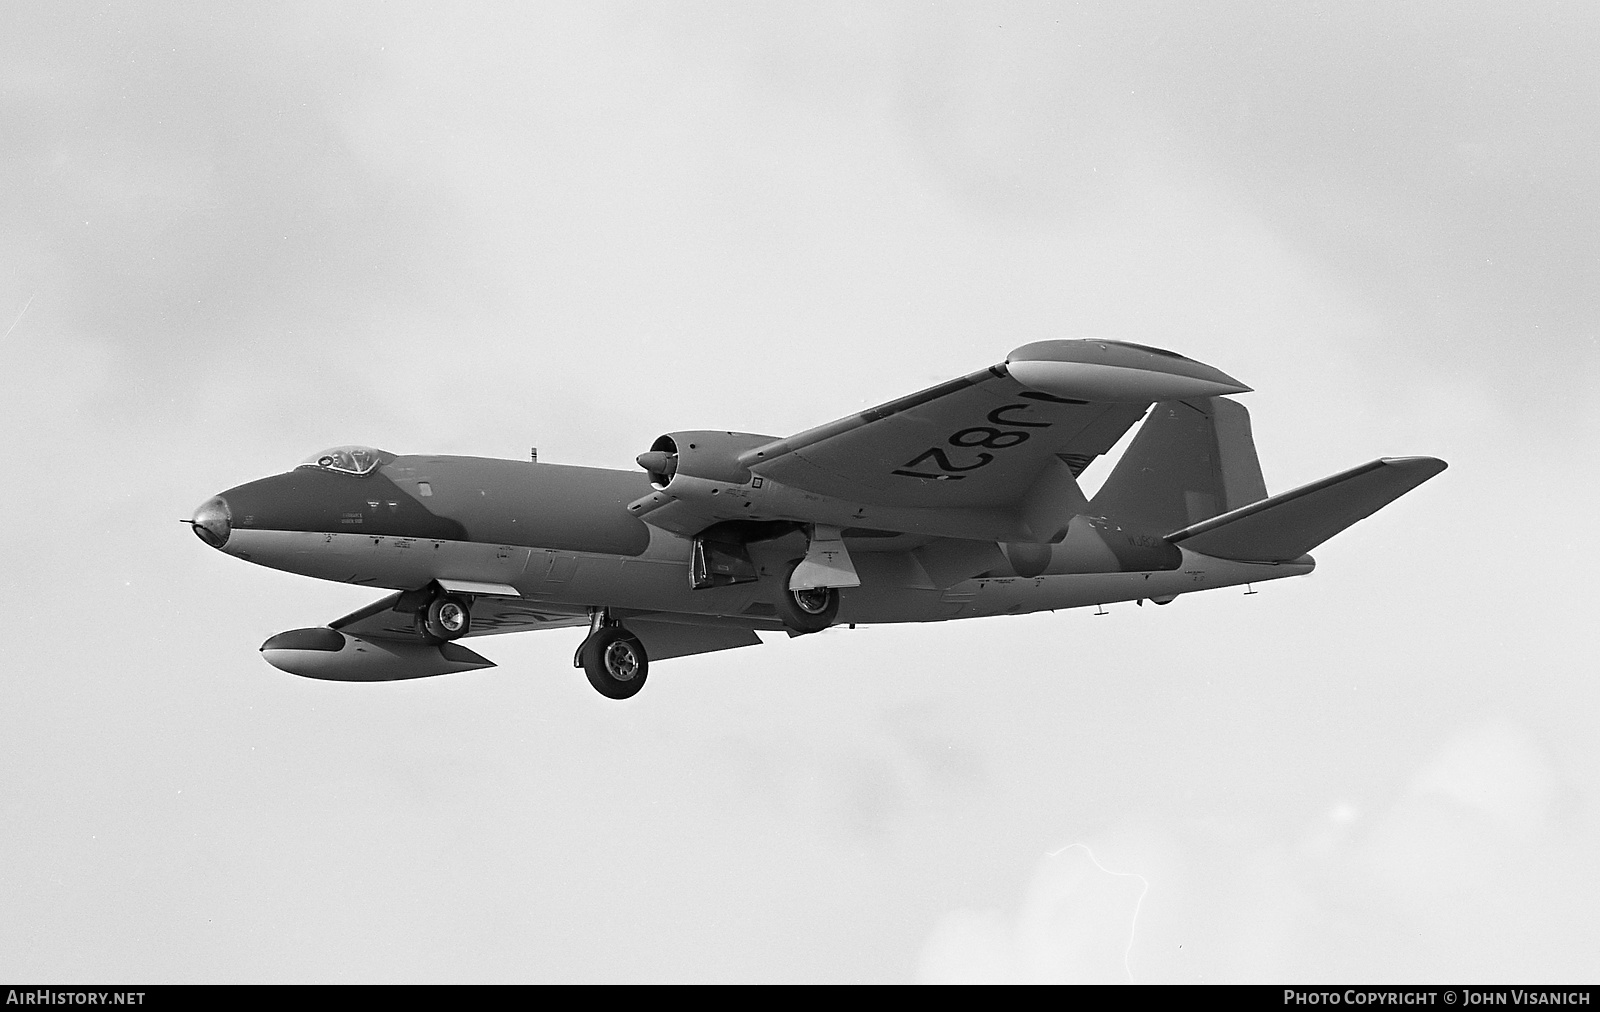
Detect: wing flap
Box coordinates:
(622, 619, 763, 661)
(1168, 456, 1447, 562)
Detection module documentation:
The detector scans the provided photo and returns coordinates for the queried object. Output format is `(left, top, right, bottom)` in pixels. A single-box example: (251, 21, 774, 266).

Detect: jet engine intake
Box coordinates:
(630, 431, 782, 536)
(636, 430, 776, 490)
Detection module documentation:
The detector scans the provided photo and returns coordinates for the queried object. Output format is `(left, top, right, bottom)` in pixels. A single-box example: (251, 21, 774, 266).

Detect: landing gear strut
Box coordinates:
(575, 611, 649, 699)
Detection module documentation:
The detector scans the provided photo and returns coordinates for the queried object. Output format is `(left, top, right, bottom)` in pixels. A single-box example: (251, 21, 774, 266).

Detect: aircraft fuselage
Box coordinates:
(198, 453, 1310, 629)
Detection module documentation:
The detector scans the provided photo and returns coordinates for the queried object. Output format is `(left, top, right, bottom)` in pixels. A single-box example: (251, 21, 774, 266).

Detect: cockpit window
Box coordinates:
(296, 445, 390, 476)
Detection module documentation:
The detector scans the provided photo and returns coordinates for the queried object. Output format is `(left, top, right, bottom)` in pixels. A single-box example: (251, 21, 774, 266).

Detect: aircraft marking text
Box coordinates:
(891, 403, 1049, 480)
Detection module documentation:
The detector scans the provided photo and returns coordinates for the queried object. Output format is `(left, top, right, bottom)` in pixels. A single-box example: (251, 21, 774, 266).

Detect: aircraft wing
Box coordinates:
(331, 589, 764, 659)
(750, 341, 1248, 510)
(328, 594, 763, 656)
(631, 340, 1251, 543)
(331, 592, 590, 640)
(749, 367, 1143, 508)
(260, 592, 763, 682)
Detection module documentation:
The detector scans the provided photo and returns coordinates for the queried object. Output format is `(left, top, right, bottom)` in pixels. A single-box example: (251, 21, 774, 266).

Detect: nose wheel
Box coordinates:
(578, 625, 649, 699)
(419, 593, 472, 642)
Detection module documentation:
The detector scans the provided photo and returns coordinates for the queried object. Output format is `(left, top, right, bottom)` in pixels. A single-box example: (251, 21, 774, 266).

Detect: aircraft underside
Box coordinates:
(225, 527, 1311, 628)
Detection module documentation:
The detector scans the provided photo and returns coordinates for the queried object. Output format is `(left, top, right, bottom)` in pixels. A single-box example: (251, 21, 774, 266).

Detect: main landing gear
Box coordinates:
(774, 560, 839, 634)
(575, 611, 648, 699)
(417, 591, 472, 642)
(771, 525, 855, 634)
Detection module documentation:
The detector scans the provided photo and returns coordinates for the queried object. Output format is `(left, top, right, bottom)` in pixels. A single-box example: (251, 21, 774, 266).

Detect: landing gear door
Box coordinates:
(690, 538, 760, 589)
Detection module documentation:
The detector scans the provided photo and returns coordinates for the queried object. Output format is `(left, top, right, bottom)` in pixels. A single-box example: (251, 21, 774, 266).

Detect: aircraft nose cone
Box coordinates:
(191, 496, 231, 548)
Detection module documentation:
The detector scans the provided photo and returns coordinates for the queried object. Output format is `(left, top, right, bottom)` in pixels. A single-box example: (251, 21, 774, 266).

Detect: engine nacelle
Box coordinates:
(631, 431, 782, 537)
(636, 430, 776, 489)
(259, 627, 495, 681)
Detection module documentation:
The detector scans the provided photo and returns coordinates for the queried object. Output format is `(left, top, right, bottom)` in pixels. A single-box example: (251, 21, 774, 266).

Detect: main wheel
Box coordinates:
(773, 561, 839, 634)
(581, 626, 649, 699)
(422, 594, 472, 641)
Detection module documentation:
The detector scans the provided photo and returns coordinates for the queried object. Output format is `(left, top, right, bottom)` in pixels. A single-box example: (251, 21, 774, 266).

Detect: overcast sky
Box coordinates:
(2, 2, 1596, 982)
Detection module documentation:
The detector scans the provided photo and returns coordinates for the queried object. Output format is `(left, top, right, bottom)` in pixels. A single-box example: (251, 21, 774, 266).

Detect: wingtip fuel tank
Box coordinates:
(260, 627, 495, 681)
(1006, 338, 1250, 402)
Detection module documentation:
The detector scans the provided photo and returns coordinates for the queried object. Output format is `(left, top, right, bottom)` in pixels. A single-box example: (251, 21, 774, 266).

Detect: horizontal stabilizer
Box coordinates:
(1167, 456, 1446, 562)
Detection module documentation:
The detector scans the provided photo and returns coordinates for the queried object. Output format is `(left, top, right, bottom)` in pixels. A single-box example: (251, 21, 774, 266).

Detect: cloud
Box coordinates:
(919, 843, 1148, 983)
(916, 721, 1597, 982)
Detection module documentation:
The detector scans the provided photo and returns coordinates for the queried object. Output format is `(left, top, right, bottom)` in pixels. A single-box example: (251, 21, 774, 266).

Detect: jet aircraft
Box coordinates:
(190, 340, 1445, 698)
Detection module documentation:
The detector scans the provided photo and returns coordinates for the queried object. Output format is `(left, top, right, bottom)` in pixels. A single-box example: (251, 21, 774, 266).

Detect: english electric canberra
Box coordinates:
(190, 340, 1445, 698)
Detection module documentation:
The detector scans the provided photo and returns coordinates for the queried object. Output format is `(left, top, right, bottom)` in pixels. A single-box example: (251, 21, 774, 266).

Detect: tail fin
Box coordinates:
(1168, 456, 1447, 562)
(1090, 396, 1267, 531)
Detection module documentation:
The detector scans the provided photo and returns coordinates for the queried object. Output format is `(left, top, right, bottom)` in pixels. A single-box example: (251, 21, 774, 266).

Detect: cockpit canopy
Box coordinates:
(296, 445, 391, 476)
